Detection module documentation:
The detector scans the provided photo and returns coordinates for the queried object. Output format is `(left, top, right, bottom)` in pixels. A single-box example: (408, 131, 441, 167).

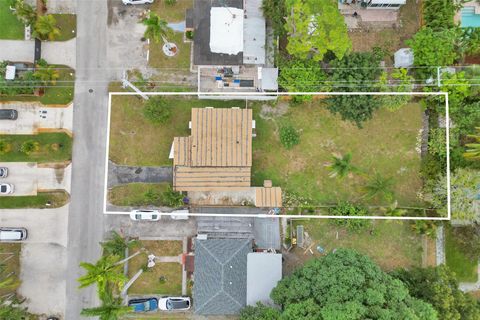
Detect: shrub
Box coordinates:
(0, 140, 12, 155)
(423, 0, 458, 30)
(161, 186, 184, 207)
(143, 97, 172, 124)
(279, 125, 299, 149)
(185, 30, 194, 40)
(329, 202, 371, 232)
(144, 188, 161, 204)
(20, 140, 39, 154)
(410, 220, 437, 238)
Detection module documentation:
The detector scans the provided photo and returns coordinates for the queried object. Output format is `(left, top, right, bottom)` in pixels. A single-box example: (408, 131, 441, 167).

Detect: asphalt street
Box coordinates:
(66, 0, 109, 318)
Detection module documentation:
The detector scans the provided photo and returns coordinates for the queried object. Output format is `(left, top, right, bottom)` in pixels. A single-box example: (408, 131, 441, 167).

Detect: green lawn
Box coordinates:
(252, 101, 424, 207)
(127, 241, 183, 295)
(445, 227, 478, 282)
(0, 2, 24, 40)
(52, 14, 76, 41)
(109, 96, 241, 166)
(0, 133, 72, 163)
(148, 32, 191, 70)
(151, 0, 192, 22)
(291, 219, 424, 271)
(0, 65, 75, 105)
(0, 191, 69, 209)
(0, 243, 21, 297)
(108, 183, 170, 207)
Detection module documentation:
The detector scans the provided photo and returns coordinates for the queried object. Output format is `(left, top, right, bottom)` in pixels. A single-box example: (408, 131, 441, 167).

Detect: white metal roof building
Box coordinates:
(243, 0, 266, 65)
(209, 7, 244, 55)
(246, 253, 282, 306)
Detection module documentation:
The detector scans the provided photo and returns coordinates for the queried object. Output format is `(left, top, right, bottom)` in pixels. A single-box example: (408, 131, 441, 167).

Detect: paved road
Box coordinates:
(66, 0, 109, 318)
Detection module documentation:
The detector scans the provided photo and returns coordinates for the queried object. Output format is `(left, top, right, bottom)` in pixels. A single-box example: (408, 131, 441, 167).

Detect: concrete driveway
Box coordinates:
(0, 206, 68, 317)
(0, 102, 73, 135)
(0, 162, 71, 196)
(107, 1, 148, 77)
(0, 40, 34, 62)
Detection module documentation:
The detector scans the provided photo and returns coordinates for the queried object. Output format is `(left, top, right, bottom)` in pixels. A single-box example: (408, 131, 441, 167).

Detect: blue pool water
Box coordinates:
(461, 7, 480, 28)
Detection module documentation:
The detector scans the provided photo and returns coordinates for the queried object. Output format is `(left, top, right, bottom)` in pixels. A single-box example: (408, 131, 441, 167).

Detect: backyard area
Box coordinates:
(286, 219, 434, 274)
(0, 132, 72, 163)
(108, 95, 241, 166)
(0, 191, 69, 209)
(251, 100, 425, 207)
(445, 226, 478, 282)
(0, 2, 24, 40)
(127, 240, 183, 296)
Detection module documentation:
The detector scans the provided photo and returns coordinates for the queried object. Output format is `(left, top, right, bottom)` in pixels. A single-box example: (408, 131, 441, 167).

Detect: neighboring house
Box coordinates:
(193, 238, 282, 315)
(170, 107, 282, 208)
(188, 0, 278, 98)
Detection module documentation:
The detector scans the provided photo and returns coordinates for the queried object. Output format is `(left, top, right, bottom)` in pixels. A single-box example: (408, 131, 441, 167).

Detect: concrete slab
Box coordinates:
(0, 102, 73, 135)
(0, 40, 35, 62)
(0, 162, 71, 196)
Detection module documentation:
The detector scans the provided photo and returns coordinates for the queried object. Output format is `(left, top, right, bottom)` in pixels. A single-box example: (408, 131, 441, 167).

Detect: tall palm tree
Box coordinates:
(101, 231, 139, 258)
(33, 65, 60, 86)
(327, 152, 361, 178)
(33, 14, 61, 41)
(380, 201, 407, 217)
(142, 12, 172, 44)
(364, 172, 395, 202)
(80, 291, 132, 320)
(78, 255, 127, 296)
(463, 127, 480, 161)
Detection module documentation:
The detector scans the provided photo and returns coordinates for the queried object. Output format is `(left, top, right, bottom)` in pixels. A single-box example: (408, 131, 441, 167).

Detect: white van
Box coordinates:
(0, 228, 28, 241)
(171, 209, 189, 220)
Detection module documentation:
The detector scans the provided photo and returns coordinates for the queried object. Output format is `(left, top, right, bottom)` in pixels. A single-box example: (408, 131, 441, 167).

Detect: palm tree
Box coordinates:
(80, 291, 132, 320)
(364, 172, 395, 202)
(33, 65, 60, 86)
(380, 201, 407, 217)
(101, 231, 139, 258)
(327, 152, 361, 178)
(78, 255, 127, 296)
(463, 127, 480, 161)
(33, 15, 61, 41)
(142, 12, 172, 44)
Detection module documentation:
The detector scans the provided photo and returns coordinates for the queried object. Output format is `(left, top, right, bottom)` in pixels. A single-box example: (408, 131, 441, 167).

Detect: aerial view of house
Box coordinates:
(0, 0, 480, 319)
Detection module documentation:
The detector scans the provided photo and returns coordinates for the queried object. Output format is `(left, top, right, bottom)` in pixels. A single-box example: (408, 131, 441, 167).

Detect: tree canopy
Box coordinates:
(269, 249, 437, 320)
(285, 0, 351, 61)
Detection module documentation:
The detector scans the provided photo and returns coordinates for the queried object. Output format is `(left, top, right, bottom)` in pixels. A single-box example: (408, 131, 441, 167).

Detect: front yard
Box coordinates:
(0, 2, 24, 40)
(0, 191, 69, 209)
(0, 132, 72, 163)
(108, 183, 170, 207)
(286, 219, 432, 274)
(127, 240, 184, 296)
(52, 14, 76, 41)
(252, 101, 424, 207)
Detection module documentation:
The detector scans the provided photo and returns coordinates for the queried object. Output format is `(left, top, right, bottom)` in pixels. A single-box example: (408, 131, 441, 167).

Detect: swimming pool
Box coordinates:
(461, 6, 480, 28)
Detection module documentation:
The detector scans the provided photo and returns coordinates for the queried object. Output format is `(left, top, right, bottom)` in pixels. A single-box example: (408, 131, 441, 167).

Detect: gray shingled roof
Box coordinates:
(193, 238, 252, 315)
(253, 217, 281, 250)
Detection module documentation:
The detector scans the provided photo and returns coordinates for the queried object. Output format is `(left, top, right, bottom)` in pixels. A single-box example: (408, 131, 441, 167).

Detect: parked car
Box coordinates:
(0, 109, 18, 120)
(0, 168, 7, 178)
(128, 297, 158, 312)
(158, 297, 191, 311)
(122, 0, 154, 5)
(0, 184, 13, 195)
(130, 210, 161, 221)
(0, 228, 27, 241)
(171, 209, 189, 220)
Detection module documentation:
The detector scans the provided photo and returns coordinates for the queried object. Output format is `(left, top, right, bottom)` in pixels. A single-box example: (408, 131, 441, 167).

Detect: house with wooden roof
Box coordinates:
(170, 107, 282, 208)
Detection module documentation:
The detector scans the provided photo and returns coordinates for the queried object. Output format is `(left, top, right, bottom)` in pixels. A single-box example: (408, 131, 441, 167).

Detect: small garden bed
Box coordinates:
(0, 2, 24, 40)
(445, 227, 478, 282)
(127, 240, 183, 295)
(0, 191, 69, 209)
(0, 132, 72, 163)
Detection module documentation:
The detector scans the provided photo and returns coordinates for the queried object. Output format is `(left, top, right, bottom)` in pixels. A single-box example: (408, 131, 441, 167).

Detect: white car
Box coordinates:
(0, 228, 27, 241)
(0, 183, 13, 195)
(170, 209, 189, 220)
(130, 210, 161, 221)
(158, 297, 191, 311)
(122, 0, 154, 5)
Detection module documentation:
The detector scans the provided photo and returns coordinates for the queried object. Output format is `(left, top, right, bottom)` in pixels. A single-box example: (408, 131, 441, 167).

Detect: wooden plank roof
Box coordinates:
(255, 187, 282, 208)
(173, 166, 251, 191)
(173, 137, 191, 166)
(190, 108, 252, 167)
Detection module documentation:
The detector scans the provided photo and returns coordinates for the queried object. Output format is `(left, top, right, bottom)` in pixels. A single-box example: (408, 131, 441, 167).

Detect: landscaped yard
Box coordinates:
(151, 0, 192, 22)
(127, 240, 183, 295)
(108, 183, 170, 207)
(445, 227, 478, 282)
(148, 32, 191, 70)
(52, 14, 76, 41)
(252, 101, 424, 207)
(0, 132, 72, 163)
(288, 219, 427, 273)
(0, 191, 69, 209)
(0, 1, 24, 40)
(109, 96, 241, 166)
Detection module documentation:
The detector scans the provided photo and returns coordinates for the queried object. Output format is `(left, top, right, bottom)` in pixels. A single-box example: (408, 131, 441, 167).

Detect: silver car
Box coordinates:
(0, 167, 7, 178)
(122, 0, 154, 5)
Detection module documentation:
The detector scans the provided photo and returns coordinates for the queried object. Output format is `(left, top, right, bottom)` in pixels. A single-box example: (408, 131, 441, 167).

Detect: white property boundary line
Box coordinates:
(105, 91, 451, 221)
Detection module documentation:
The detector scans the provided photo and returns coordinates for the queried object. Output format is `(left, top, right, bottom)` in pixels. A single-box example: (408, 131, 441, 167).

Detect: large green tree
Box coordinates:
(284, 0, 351, 61)
(142, 12, 172, 44)
(262, 0, 287, 37)
(33, 14, 61, 41)
(78, 255, 127, 296)
(270, 249, 437, 320)
(80, 291, 133, 320)
(392, 266, 480, 320)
